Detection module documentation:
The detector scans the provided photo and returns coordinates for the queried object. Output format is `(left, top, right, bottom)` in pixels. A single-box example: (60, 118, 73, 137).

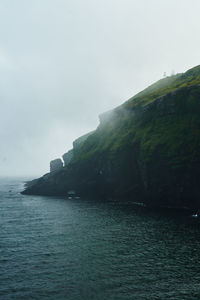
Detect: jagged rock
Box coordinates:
(62, 149, 73, 166)
(73, 131, 94, 149)
(50, 158, 63, 173)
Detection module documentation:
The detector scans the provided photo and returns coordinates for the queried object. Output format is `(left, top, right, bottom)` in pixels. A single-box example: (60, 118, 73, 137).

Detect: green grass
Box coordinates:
(71, 65, 200, 172)
(123, 65, 200, 109)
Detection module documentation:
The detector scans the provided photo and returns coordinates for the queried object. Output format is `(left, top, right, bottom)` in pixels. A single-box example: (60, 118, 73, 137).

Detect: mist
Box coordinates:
(1, 0, 200, 177)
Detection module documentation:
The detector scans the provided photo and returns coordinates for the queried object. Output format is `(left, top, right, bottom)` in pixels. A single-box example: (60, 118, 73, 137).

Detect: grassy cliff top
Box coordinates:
(123, 65, 200, 109)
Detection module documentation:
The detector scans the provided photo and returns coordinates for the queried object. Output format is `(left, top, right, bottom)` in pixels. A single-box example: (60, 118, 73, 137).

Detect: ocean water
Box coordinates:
(1, 178, 200, 300)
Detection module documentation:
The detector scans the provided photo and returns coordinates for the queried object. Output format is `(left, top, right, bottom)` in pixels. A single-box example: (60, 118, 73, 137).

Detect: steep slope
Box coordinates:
(22, 65, 200, 209)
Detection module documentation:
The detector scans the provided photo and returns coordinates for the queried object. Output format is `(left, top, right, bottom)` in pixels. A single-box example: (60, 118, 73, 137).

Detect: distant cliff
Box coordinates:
(22, 65, 200, 209)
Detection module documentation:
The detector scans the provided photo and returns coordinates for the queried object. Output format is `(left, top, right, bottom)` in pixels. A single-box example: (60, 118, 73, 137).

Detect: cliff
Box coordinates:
(62, 131, 94, 166)
(62, 150, 73, 167)
(50, 158, 63, 172)
(22, 65, 200, 209)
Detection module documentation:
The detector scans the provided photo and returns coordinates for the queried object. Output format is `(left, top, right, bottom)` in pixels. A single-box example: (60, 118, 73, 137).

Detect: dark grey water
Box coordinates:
(1, 178, 200, 300)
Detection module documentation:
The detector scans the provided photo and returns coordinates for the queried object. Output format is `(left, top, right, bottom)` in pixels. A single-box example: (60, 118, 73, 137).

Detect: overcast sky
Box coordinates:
(0, 0, 200, 177)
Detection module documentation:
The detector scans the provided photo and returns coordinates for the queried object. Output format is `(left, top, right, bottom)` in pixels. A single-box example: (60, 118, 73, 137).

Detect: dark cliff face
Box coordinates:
(50, 158, 63, 173)
(22, 66, 200, 209)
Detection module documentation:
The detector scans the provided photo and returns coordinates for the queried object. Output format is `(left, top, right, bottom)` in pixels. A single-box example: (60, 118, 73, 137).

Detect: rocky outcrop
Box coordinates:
(62, 149, 73, 166)
(50, 158, 63, 173)
(73, 131, 94, 149)
(51, 132, 94, 171)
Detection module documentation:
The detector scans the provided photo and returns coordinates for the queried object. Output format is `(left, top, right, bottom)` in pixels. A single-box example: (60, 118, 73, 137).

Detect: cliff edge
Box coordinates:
(22, 65, 200, 209)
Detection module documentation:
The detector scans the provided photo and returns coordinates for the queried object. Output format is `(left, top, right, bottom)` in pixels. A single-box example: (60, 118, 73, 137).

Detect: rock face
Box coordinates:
(50, 158, 63, 173)
(62, 149, 73, 166)
(62, 132, 94, 166)
(73, 131, 94, 149)
(22, 65, 200, 210)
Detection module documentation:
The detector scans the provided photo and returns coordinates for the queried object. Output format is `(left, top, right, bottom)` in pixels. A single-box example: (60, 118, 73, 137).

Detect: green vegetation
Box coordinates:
(73, 67, 200, 167)
(23, 65, 200, 207)
(123, 65, 200, 109)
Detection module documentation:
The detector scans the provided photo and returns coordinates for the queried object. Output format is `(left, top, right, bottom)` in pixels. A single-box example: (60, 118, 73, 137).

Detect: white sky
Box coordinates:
(0, 0, 200, 177)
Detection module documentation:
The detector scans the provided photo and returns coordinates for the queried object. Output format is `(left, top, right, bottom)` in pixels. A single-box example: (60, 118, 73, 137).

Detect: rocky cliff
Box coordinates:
(50, 158, 63, 173)
(22, 65, 200, 209)
(62, 150, 73, 167)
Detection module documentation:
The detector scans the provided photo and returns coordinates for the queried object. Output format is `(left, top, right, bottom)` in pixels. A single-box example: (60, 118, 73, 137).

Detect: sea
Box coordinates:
(1, 177, 200, 300)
